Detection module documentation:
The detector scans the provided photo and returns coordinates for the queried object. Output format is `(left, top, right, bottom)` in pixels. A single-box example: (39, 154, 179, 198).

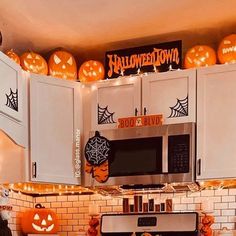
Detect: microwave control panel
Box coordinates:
(168, 134, 190, 173)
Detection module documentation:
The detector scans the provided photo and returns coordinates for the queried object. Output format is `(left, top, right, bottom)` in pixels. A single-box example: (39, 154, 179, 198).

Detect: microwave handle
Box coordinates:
(197, 159, 201, 176)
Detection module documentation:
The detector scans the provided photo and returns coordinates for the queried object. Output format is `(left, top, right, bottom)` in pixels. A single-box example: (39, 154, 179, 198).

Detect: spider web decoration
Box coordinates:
(168, 95, 188, 118)
(85, 131, 111, 166)
(5, 88, 18, 111)
(98, 104, 116, 124)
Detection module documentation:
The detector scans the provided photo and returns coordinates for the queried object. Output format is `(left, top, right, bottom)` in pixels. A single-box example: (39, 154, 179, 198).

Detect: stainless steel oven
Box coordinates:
(83, 122, 195, 187)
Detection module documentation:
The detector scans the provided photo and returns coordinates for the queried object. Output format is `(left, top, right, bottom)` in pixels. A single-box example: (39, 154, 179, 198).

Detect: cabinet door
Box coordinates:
(142, 69, 196, 124)
(91, 76, 141, 130)
(0, 52, 28, 147)
(30, 75, 82, 184)
(197, 64, 236, 180)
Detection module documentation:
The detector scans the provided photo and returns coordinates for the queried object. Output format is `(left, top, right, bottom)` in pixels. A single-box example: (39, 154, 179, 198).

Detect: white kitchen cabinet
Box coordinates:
(0, 52, 29, 147)
(90, 70, 196, 131)
(30, 74, 82, 184)
(142, 69, 196, 124)
(197, 63, 236, 180)
(90, 76, 141, 130)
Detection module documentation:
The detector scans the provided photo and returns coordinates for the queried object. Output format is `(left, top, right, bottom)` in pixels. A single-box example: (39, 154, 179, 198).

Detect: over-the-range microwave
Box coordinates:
(83, 122, 195, 188)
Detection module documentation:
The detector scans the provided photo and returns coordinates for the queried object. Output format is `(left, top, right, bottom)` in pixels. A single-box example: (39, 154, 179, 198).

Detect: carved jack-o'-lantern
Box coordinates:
(79, 60, 105, 82)
(48, 50, 77, 80)
(218, 34, 236, 64)
(5, 49, 20, 65)
(20, 52, 48, 75)
(21, 204, 59, 234)
(184, 45, 216, 69)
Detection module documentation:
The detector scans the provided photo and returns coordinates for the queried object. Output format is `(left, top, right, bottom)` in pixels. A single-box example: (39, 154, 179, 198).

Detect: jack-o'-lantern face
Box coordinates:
(48, 50, 77, 80)
(218, 34, 236, 64)
(79, 60, 105, 82)
(20, 52, 48, 75)
(184, 45, 216, 69)
(5, 49, 20, 65)
(21, 204, 59, 234)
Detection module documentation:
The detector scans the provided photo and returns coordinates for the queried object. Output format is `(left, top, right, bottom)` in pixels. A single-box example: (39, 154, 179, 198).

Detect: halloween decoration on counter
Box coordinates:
(79, 60, 105, 82)
(5, 49, 20, 65)
(87, 217, 99, 236)
(0, 187, 12, 221)
(218, 34, 236, 64)
(200, 214, 214, 236)
(184, 45, 216, 69)
(85, 131, 111, 183)
(48, 50, 77, 80)
(20, 52, 48, 75)
(0, 215, 12, 236)
(21, 203, 59, 234)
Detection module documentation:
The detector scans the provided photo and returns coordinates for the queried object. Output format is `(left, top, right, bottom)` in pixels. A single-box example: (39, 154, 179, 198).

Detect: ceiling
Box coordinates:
(0, 0, 236, 61)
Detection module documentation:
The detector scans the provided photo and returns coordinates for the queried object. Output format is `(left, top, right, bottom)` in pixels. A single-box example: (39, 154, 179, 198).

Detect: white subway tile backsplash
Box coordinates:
(215, 189, 229, 196)
(222, 195, 235, 202)
(214, 203, 228, 209)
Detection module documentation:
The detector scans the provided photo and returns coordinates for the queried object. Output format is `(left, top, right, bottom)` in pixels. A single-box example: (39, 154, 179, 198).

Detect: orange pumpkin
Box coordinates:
(20, 52, 48, 75)
(21, 203, 59, 234)
(5, 49, 20, 65)
(79, 60, 105, 82)
(218, 34, 236, 64)
(184, 45, 216, 69)
(48, 50, 77, 80)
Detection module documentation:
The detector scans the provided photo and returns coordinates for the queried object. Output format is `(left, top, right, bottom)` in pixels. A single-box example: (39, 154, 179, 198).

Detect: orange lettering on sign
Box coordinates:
(118, 114, 163, 129)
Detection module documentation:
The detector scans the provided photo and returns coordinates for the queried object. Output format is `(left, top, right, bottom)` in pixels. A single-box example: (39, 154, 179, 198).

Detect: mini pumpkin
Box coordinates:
(21, 203, 59, 234)
(218, 34, 236, 64)
(79, 60, 105, 82)
(5, 49, 20, 65)
(48, 50, 77, 80)
(184, 45, 216, 69)
(20, 52, 48, 75)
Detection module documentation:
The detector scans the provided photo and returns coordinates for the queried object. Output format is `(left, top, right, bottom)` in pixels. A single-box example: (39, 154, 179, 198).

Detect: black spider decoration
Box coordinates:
(168, 95, 188, 118)
(85, 131, 111, 166)
(98, 104, 116, 124)
(5, 89, 18, 111)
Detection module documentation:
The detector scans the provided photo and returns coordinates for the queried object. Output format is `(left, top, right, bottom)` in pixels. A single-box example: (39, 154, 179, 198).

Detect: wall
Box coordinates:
(8, 188, 236, 236)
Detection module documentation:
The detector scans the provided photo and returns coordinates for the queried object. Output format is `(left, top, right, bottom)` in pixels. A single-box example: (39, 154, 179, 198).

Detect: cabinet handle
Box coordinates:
(135, 108, 138, 116)
(144, 107, 147, 115)
(32, 162, 37, 178)
(197, 159, 201, 176)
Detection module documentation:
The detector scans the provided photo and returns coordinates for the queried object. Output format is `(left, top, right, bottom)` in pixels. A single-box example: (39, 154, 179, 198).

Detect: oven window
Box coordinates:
(109, 137, 162, 176)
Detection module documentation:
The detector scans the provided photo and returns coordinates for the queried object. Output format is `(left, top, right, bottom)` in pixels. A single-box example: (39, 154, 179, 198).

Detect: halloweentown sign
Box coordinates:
(105, 40, 182, 79)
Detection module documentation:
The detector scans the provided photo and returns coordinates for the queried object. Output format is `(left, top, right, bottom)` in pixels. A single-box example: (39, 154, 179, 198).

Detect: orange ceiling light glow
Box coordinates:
(218, 34, 236, 64)
(184, 45, 216, 69)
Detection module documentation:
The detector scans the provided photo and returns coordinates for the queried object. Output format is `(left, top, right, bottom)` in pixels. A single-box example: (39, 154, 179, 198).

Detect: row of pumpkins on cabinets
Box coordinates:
(5, 49, 105, 82)
(4, 33, 236, 82)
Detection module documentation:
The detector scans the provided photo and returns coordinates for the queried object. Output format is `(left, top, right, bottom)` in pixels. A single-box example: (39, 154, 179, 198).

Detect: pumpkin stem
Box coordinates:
(35, 203, 45, 209)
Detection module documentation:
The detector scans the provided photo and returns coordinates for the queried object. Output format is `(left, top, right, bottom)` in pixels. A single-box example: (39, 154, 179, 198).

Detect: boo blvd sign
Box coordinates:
(105, 40, 182, 79)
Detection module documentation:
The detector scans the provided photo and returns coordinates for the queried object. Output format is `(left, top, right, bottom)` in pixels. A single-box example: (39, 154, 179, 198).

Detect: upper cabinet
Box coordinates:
(90, 76, 141, 130)
(0, 52, 29, 147)
(197, 63, 236, 180)
(142, 69, 196, 124)
(30, 74, 82, 184)
(90, 69, 196, 131)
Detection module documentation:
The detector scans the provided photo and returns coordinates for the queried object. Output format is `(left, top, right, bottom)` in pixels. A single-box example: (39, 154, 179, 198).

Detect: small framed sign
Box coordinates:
(118, 114, 163, 129)
(105, 40, 182, 79)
